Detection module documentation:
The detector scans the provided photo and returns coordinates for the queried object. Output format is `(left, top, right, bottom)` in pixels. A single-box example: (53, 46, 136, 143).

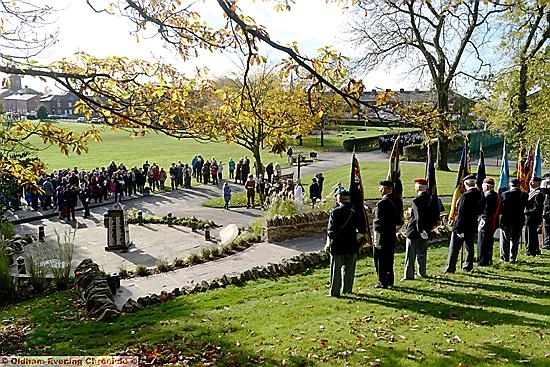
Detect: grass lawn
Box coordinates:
(27, 122, 417, 172)
(203, 161, 501, 207)
(1, 244, 549, 366)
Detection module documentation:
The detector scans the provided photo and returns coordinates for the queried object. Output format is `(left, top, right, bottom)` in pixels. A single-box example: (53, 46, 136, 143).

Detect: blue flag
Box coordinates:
(534, 140, 542, 179)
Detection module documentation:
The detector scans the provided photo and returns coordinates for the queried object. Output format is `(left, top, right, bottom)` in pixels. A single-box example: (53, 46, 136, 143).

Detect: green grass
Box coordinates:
(27, 122, 417, 171)
(2, 244, 549, 366)
(203, 161, 501, 207)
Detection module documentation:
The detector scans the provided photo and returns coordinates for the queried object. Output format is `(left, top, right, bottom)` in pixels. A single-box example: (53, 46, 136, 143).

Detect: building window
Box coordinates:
(57, 101, 61, 108)
(68, 102, 72, 107)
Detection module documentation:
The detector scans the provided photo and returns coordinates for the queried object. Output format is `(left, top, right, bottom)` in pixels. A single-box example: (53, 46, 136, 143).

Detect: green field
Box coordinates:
(28, 122, 417, 172)
(1, 244, 549, 366)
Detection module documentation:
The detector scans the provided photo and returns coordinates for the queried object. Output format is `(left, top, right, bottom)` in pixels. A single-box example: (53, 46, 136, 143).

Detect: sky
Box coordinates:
(23, 0, 417, 93)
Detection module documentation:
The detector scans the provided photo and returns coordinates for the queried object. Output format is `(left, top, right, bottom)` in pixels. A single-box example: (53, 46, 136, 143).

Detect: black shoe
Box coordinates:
(543, 245, 550, 250)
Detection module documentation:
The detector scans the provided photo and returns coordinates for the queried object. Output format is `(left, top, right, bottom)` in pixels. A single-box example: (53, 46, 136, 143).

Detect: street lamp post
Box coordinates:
(297, 154, 302, 180)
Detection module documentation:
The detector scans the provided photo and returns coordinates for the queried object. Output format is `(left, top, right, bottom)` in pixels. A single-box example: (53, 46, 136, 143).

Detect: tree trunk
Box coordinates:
(320, 128, 324, 147)
(436, 136, 450, 172)
(252, 145, 264, 177)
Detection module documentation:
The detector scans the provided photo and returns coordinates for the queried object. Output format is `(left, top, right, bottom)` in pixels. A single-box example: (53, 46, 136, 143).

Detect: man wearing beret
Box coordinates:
(326, 190, 366, 297)
(373, 180, 403, 288)
(499, 178, 528, 262)
(445, 174, 484, 273)
(525, 176, 545, 256)
(477, 177, 499, 266)
(402, 178, 431, 280)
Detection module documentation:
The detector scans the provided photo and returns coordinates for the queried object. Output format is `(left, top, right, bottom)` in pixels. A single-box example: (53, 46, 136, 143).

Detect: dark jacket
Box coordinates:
(525, 187, 545, 226)
(500, 188, 528, 228)
(374, 195, 402, 247)
(480, 189, 499, 232)
(327, 202, 363, 255)
(452, 187, 484, 236)
(406, 191, 430, 239)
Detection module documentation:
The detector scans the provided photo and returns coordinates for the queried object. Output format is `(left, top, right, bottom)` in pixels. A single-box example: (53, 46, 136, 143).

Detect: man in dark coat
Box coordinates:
(525, 176, 545, 256)
(445, 175, 484, 273)
(542, 173, 550, 250)
(403, 178, 431, 280)
(499, 178, 528, 262)
(373, 180, 403, 288)
(326, 190, 366, 297)
(309, 177, 320, 207)
(477, 177, 499, 266)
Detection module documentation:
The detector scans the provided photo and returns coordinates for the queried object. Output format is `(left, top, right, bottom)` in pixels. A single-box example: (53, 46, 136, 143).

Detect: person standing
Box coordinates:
(373, 180, 402, 288)
(169, 163, 177, 190)
(222, 182, 232, 210)
(265, 162, 274, 183)
(477, 177, 499, 266)
(309, 177, 320, 207)
(228, 158, 236, 180)
(326, 190, 366, 297)
(286, 146, 293, 166)
(444, 175, 484, 273)
(402, 178, 431, 280)
(499, 178, 528, 262)
(245, 174, 256, 209)
(525, 176, 545, 256)
(542, 173, 550, 250)
(294, 179, 305, 212)
(316, 173, 325, 198)
(79, 182, 91, 219)
(42, 177, 54, 210)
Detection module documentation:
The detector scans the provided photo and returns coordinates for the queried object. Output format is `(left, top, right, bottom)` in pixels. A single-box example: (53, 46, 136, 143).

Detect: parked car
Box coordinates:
(76, 117, 86, 122)
(90, 118, 100, 124)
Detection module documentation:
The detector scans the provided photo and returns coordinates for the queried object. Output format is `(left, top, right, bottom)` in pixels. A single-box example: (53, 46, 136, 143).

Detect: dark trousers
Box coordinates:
(477, 229, 495, 266)
(246, 191, 255, 208)
(373, 245, 395, 287)
(499, 225, 522, 262)
(525, 222, 540, 256)
(543, 219, 550, 248)
(445, 231, 475, 273)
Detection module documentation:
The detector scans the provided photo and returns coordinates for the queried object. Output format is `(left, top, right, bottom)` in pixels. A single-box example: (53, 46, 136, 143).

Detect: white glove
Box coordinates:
(373, 230, 381, 249)
(420, 231, 428, 240)
(457, 233, 464, 239)
(478, 219, 486, 231)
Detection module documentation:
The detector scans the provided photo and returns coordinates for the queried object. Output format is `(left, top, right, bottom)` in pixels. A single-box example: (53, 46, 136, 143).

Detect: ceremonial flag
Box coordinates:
(426, 143, 441, 228)
(449, 139, 471, 221)
(387, 135, 403, 198)
(517, 149, 534, 192)
(350, 154, 371, 245)
(476, 145, 486, 190)
(497, 141, 510, 195)
(534, 140, 542, 179)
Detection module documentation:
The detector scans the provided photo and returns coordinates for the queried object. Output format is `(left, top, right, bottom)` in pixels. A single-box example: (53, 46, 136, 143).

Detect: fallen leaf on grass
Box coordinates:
(517, 360, 530, 364)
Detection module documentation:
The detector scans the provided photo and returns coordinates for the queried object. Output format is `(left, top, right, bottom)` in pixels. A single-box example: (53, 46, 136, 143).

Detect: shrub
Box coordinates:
(118, 267, 129, 278)
(0, 221, 15, 239)
(47, 231, 75, 291)
(173, 257, 185, 267)
(201, 247, 212, 260)
(135, 264, 150, 277)
(186, 253, 201, 265)
(210, 246, 220, 258)
(156, 258, 170, 273)
(26, 251, 50, 293)
(264, 196, 299, 218)
(0, 243, 14, 299)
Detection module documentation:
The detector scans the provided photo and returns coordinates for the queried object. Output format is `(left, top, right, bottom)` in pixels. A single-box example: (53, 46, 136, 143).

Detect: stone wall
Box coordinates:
(264, 212, 329, 242)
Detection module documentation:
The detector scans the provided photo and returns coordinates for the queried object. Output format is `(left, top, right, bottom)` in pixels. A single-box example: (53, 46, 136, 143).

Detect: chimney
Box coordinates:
(385, 88, 391, 92)
(399, 88, 405, 93)
(414, 88, 420, 93)
(371, 89, 377, 93)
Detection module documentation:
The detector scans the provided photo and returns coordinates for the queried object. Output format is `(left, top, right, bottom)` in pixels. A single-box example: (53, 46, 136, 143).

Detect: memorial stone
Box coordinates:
(104, 203, 130, 251)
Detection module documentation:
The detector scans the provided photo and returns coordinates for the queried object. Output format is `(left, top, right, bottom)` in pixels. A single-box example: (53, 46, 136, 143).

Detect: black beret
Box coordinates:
(510, 178, 521, 186)
(379, 180, 394, 188)
(483, 177, 495, 185)
(463, 174, 476, 182)
(531, 176, 542, 182)
(544, 173, 550, 178)
(337, 189, 350, 197)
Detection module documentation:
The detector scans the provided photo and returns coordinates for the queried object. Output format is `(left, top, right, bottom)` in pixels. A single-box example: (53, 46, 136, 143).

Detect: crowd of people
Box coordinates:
(326, 172, 550, 297)
(4, 152, 329, 221)
(378, 133, 423, 154)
